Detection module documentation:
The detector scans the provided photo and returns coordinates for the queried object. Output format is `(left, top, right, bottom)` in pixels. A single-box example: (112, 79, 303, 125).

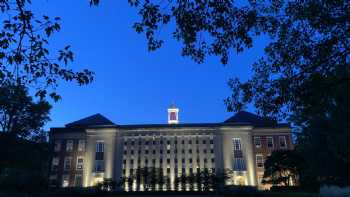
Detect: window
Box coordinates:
(167, 168, 171, 173)
(75, 174, 83, 187)
(153, 150, 156, 154)
(203, 140, 206, 144)
(279, 136, 287, 148)
(204, 158, 208, 163)
(51, 157, 59, 171)
(181, 140, 185, 144)
(96, 141, 104, 152)
(267, 137, 274, 148)
(210, 149, 214, 154)
(66, 140, 73, 152)
(182, 158, 185, 163)
(95, 160, 104, 172)
(211, 158, 215, 163)
(170, 112, 177, 120)
(54, 141, 61, 152)
(189, 140, 192, 144)
(78, 140, 85, 151)
(131, 150, 134, 155)
(167, 150, 170, 154)
(189, 158, 193, 163)
(210, 139, 214, 144)
(145, 141, 149, 145)
(124, 150, 127, 155)
(174, 140, 178, 144)
(131, 141, 135, 145)
(167, 158, 170, 164)
(124, 140, 127, 146)
(130, 159, 134, 164)
(233, 138, 242, 151)
(167, 140, 170, 145)
(76, 157, 84, 170)
(62, 175, 69, 187)
(233, 158, 246, 171)
(64, 157, 72, 170)
(145, 150, 149, 154)
(152, 159, 156, 164)
(95, 141, 104, 172)
(254, 137, 261, 148)
(256, 155, 264, 168)
(95, 141, 104, 160)
(189, 149, 192, 154)
(203, 149, 207, 154)
(182, 149, 185, 154)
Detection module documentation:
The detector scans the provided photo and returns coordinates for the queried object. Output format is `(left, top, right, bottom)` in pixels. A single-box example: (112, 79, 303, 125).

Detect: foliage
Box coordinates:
(262, 150, 301, 186)
(0, 0, 94, 100)
(0, 134, 49, 193)
(0, 82, 51, 139)
(92, 0, 350, 187)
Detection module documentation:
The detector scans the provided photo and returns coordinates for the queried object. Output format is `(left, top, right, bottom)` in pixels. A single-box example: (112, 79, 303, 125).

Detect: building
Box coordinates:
(49, 104, 293, 190)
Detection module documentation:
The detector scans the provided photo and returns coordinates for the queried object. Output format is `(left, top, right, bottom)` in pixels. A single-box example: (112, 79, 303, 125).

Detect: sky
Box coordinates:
(31, 0, 269, 129)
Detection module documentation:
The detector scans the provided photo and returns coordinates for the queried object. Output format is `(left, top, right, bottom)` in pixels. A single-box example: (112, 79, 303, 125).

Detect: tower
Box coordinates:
(168, 103, 179, 124)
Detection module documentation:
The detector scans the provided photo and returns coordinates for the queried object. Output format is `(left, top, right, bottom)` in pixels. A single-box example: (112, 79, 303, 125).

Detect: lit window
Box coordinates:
(64, 157, 72, 170)
(256, 154, 264, 168)
(254, 137, 261, 148)
(78, 140, 85, 151)
(76, 157, 84, 170)
(54, 141, 61, 152)
(170, 112, 177, 120)
(233, 138, 242, 151)
(62, 175, 69, 187)
(66, 140, 73, 151)
(267, 137, 274, 148)
(279, 136, 287, 148)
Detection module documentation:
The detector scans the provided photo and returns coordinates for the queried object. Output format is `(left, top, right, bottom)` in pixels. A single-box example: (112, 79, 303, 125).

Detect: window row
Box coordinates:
(123, 157, 215, 165)
(51, 156, 84, 171)
(123, 148, 214, 155)
(54, 139, 85, 152)
(123, 167, 216, 176)
(253, 136, 287, 149)
(124, 139, 214, 146)
(59, 174, 83, 187)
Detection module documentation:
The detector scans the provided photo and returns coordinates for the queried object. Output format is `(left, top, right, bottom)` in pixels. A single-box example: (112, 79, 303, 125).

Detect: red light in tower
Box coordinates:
(170, 112, 177, 121)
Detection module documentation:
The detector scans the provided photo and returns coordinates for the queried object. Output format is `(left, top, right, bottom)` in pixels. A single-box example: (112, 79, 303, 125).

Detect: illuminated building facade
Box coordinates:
(49, 104, 293, 190)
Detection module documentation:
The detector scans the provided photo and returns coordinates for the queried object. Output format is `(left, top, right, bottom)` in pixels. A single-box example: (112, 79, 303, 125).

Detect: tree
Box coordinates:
(90, 0, 350, 186)
(0, 82, 51, 139)
(262, 150, 301, 187)
(1, 0, 94, 100)
(110, 0, 349, 187)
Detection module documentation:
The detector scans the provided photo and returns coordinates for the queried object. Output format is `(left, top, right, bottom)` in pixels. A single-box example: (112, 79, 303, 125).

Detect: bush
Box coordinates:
(320, 185, 350, 197)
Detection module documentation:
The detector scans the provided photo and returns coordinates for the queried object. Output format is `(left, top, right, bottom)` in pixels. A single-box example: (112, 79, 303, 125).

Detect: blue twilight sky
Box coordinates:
(31, 0, 269, 129)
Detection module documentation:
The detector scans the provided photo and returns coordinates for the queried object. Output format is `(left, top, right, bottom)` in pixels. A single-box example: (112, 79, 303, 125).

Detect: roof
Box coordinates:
(65, 113, 115, 127)
(224, 111, 277, 126)
(54, 111, 286, 132)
